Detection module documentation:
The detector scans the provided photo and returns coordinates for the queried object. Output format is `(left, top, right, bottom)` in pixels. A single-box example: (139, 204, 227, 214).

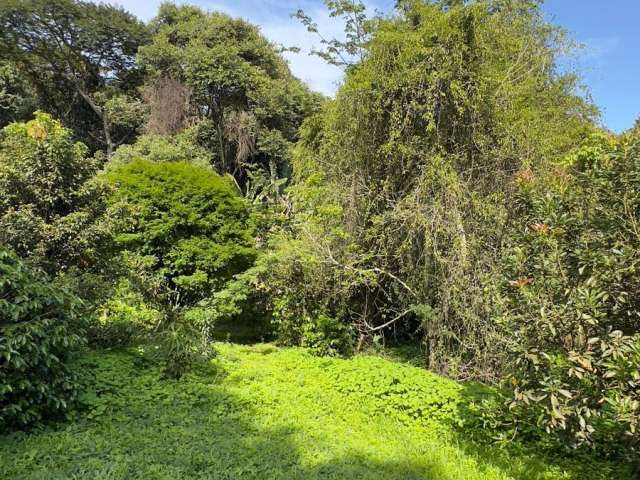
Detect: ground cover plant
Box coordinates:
(0, 344, 630, 479)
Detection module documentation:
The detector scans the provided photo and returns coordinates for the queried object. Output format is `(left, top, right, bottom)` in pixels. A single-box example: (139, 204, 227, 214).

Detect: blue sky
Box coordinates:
(545, 0, 640, 132)
(115, 0, 639, 133)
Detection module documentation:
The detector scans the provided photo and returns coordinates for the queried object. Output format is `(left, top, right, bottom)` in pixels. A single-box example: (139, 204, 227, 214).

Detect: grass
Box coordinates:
(0, 343, 630, 480)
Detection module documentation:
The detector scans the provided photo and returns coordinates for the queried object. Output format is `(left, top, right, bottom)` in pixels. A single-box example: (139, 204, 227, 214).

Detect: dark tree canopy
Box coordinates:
(0, 0, 150, 153)
(0, 60, 36, 128)
(138, 3, 322, 187)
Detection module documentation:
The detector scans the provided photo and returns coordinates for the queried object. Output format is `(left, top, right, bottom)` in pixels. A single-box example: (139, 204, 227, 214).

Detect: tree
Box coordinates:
(107, 160, 257, 306)
(106, 159, 257, 376)
(138, 3, 321, 187)
(0, 112, 112, 277)
(266, 0, 597, 377)
(0, 0, 150, 155)
(627, 116, 640, 140)
(0, 61, 36, 128)
(294, 0, 372, 67)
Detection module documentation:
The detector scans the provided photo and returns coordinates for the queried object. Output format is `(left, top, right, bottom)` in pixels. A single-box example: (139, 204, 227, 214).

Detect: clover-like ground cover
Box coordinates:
(0, 344, 630, 479)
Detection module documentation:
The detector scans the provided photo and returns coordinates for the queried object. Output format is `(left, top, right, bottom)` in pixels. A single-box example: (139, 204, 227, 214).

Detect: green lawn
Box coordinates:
(0, 344, 629, 479)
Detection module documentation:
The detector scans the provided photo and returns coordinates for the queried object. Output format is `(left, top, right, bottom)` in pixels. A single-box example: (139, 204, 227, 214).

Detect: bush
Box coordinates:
(106, 159, 257, 374)
(300, 314, 354, 356)
(157, 319, 215, 379)
(106, 159, 257, 308)
(89, 279, 161, 348)
(0, 112, 114, 280)
(0, 249, 85, 431)
(107, 133, 212, 170)
(496, 134, 640, 456)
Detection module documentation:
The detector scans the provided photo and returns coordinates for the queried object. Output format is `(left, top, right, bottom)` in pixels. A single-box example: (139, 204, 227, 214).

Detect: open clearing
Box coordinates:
(0, 344, 628, 480)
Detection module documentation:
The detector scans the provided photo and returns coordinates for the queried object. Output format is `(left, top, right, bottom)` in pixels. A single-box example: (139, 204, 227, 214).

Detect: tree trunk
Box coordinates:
(75, 86, 113, 157)
(216, 115, 226, 171)
(103, 112, 114, 158)
(211, 97, 227, 171)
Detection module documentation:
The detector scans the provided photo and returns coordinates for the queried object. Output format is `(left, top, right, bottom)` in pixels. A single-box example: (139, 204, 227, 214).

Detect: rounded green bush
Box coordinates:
(0, 249, 84, 431)
(106, 159, 257, 307)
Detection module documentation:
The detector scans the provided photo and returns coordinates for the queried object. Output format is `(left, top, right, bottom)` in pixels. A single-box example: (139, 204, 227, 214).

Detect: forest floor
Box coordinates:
(0, 343, 630, 479)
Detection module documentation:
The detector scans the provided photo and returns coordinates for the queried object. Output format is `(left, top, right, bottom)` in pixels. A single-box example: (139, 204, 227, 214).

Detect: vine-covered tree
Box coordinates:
(265, 0, 597, 376)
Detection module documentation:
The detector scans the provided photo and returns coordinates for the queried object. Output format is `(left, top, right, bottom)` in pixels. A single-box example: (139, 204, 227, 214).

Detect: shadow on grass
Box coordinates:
(0, 348, 632, 480)
(0, 351, 437, 480)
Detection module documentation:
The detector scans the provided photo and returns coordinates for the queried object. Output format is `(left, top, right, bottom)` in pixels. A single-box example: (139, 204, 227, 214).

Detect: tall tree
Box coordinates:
(138, 3, 321, 188)
(0, 0, 150, 155)
(265, 0, 598, 377)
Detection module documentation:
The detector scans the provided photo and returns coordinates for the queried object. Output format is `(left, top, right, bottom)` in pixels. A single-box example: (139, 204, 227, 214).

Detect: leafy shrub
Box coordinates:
(0, 112, 115, 281)
(106, 159, 257, 374)
(496, 134, 640, 456)
(0, 249, 84, 431)
(107, 132, 212, 170)
(106, 159, 257, 308)
(89, 279, 161, 348)
(300, 314, 354, 356)
(258, 162, 367, 354)
(157, 320, 215, 379)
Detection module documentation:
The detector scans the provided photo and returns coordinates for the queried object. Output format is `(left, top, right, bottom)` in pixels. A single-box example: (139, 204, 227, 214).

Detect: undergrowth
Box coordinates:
(0, 344, 630, 479)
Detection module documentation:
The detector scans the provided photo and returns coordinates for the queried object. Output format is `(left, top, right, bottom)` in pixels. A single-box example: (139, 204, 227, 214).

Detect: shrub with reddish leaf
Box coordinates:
(496, 133, 640, 457)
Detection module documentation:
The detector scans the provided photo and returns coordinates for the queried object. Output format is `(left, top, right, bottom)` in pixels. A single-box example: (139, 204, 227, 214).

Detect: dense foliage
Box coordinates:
(107, 160, 256, 309)
(106, 160, 256, 375)
(263, 0, 595, 377)
(0, 249, 84, 431)
(0, 60, 35, 127)
(496, 133, 640, 454)
(0, 0, 637, 472)
(137, 3, 321, 187)
(107, 133, 212, 170)
(0, 112, 112, 277)
(0, 0, 150, 154)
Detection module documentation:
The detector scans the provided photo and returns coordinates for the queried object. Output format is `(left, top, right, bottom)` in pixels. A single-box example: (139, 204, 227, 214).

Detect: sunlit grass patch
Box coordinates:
(0, 343, 630, 480)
